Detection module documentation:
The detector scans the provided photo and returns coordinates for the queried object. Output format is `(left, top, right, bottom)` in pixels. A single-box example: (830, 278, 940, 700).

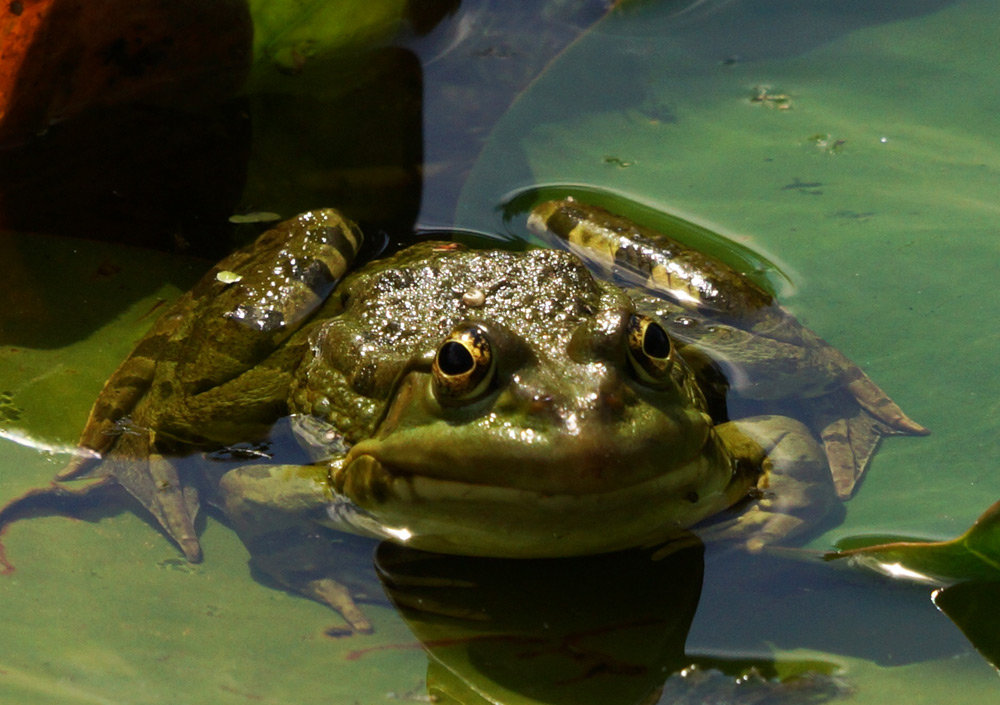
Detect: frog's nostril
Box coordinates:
(527, 393, 556, 415)
(599, 387, 625, 412)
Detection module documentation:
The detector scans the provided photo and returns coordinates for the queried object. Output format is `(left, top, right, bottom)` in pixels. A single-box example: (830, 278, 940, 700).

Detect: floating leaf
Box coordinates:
(826, 500, 1000, 585)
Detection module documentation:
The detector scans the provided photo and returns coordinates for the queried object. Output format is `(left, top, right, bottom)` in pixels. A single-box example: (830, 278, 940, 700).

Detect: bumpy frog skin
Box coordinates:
(0, 202, 927, 634)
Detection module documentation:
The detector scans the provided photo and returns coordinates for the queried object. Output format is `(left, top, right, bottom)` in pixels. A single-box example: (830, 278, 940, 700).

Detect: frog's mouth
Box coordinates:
(329, 440, 737, 559)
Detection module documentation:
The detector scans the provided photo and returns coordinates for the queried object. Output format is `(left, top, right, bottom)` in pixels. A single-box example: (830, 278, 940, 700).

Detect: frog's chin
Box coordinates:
(329, 452, 739, 558)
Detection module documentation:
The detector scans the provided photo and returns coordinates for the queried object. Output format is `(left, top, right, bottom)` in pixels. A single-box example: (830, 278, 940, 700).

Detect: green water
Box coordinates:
(2, 0, 999, 702)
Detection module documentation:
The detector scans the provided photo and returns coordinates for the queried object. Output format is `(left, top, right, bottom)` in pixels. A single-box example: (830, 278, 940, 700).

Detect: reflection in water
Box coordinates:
(375, 543, 848, 704)
(377, 542, 701, 704)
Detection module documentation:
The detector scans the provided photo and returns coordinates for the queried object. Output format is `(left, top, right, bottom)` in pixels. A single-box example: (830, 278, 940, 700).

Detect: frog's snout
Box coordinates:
(501, 365, 631, 431)
(566, 306, 630, 366)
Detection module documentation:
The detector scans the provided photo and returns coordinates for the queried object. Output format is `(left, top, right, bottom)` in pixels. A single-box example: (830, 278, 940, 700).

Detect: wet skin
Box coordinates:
(0, 202, 926, 634)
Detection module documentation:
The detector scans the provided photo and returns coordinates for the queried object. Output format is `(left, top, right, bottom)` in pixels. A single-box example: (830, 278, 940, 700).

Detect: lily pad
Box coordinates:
(456, 0, 1000, 546)
(827, 509, 1000, 674)
(827, 499, 1000, 585)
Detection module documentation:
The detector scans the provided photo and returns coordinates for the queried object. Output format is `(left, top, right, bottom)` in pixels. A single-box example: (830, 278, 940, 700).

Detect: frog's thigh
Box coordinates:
(218, 464, 373, 635)
(717, 416, 836, 549)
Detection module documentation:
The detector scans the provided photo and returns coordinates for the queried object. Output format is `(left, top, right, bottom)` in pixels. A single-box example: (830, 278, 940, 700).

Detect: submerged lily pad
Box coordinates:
(248, 0, 406, 88)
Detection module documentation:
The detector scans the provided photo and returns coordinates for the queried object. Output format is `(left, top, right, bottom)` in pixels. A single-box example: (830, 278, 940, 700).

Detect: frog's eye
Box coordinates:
(432, 326, 495, 403)
(626, 315, 673, 385)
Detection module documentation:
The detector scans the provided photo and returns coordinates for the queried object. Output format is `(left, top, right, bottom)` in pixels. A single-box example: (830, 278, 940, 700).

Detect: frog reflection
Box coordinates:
(374, 542, 848, 705)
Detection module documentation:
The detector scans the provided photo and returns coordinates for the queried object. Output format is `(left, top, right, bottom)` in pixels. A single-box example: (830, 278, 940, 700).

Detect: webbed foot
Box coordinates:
(52, 437, 204, 562)
(706, 415, 838, 550)
(810, 384, 928, 499)
(72, 451, 203, 562)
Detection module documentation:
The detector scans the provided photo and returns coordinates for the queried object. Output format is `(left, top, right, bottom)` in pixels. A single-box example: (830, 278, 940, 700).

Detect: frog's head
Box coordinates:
(325, 247, 737, 557)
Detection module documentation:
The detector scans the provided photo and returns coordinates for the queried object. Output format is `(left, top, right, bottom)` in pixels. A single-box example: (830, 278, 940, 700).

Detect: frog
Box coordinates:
(0, 201, 926, 635)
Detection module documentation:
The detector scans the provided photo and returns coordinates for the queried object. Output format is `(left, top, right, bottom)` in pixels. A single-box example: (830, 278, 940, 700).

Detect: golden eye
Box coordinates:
(626, 315, 673, 385)
(432, 326, 495, 402)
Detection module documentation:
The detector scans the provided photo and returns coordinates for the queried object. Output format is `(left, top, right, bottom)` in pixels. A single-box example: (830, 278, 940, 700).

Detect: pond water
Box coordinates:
(1, 1, 999, 703)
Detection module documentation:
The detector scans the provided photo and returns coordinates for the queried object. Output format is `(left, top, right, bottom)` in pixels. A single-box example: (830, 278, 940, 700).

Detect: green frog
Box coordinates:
(0, 201, 926, 635)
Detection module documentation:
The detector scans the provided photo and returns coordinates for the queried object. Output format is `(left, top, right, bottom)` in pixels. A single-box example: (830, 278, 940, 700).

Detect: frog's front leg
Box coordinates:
(217, 463, 375, 635)
(708, 416, 838, 551)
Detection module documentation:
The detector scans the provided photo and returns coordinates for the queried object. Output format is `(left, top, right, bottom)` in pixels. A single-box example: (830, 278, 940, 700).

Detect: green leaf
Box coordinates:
(826, 500, 1000, 585)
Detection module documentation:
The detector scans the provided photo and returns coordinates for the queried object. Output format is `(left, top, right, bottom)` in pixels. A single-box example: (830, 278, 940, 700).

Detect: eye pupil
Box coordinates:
(437, 341, 474, 375)
(433, 326, 496, 404)
(626, 315, 673, 386)
(643, 322, 670, 359)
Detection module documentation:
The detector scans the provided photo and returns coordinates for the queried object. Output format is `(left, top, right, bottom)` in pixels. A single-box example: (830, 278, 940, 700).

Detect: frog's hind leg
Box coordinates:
(806, 345, 928, 498)
(87, 450, 203, 562)
(62, 427, 203, 563)
(217, 463, 375, 636)
(829, 348, 928, 437)
(142, 454, 202, 562)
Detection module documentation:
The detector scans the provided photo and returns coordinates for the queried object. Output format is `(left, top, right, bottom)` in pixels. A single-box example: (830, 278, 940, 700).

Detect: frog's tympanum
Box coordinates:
(0, 201, 927, 634)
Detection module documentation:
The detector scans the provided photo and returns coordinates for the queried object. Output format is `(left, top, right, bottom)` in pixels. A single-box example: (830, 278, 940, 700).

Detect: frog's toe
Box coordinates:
(304, 578, 374, 636)
(699, 506, 806, 551)
(153, 504, 202, 562)
(111, 453, 203, 562)
(739, 507, 806, 552)
(844, 374, 929, 436)
(148, 469, 202, 562)
(178, 536, 203, 563)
